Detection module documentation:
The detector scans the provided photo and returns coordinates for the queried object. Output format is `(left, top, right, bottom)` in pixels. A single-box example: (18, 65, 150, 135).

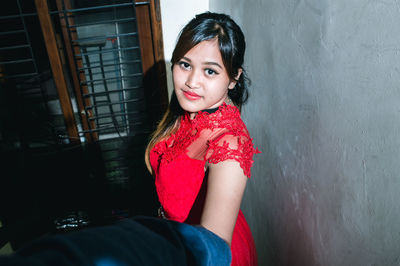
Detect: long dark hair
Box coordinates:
(145, 12, 249, 173)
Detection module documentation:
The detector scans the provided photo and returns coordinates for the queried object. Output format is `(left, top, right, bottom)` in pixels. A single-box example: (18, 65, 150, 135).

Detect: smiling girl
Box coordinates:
(145, 12, 259, 265)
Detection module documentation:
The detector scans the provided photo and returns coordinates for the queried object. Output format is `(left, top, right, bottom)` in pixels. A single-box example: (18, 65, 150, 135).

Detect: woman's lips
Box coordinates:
(183, 90, 201, 100)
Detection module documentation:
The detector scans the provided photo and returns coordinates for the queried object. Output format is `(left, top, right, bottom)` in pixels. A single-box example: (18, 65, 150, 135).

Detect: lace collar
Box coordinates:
(183, 103, 240, 129)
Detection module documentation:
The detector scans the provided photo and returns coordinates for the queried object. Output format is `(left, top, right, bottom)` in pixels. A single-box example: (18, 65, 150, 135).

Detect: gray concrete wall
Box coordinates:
(210, 1, 400, 265)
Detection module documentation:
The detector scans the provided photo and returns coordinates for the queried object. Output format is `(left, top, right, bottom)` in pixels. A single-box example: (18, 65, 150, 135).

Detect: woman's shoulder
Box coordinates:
(205, 104, 261, 174)
(207, 105, 254, 151)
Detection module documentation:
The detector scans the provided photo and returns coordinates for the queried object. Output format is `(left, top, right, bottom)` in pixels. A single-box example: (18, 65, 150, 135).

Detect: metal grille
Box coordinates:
(55, 0, 150, 141)
(0, 0, 68, 148)
(0, 1, 38, 80)
(51, 0, 154, 191)
(0, 0, 159, 250)
(1, 0, 157, 202)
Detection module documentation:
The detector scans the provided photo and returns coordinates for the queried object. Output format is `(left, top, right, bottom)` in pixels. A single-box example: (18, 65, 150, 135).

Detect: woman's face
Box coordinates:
(173, 38, 237, 118)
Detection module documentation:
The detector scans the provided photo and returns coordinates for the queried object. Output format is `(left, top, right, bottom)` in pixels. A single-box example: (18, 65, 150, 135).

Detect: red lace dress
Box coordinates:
(150, 103, 259, 265)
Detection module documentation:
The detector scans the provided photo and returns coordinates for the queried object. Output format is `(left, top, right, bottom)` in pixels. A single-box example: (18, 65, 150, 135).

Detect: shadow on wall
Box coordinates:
(276, 185, 317, 266)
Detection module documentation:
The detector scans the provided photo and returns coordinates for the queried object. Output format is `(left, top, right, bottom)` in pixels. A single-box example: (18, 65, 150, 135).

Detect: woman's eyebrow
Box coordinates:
(203, 61, 222, 69)
(181, 56, 222, 69)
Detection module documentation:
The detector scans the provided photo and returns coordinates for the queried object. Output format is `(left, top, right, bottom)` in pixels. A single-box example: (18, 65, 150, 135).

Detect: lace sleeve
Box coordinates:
(206, 133, 260, 178)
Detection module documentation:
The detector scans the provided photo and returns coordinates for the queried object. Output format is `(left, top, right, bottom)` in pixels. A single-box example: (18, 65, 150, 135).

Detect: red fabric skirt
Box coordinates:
(231, 210, 258, 266)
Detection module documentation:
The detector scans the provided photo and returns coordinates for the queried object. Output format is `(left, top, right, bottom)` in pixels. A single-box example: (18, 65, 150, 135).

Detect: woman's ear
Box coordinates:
(228, 68, 243, 90)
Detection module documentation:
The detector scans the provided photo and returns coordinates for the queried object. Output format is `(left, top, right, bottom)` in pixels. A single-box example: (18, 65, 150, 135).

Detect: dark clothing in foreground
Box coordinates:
(0, 216, 231, 266)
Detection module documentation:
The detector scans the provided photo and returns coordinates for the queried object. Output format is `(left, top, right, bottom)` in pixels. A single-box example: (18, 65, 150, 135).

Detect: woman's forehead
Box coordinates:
(183, 39, 224, 65)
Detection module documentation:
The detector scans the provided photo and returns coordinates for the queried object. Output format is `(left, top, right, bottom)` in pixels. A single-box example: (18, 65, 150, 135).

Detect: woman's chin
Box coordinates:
(179, 105, 201, 114)
(176, 99, 202, 113)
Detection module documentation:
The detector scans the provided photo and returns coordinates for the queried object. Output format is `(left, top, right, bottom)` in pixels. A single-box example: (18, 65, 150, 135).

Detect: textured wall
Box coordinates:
(210, 1, 400, 265)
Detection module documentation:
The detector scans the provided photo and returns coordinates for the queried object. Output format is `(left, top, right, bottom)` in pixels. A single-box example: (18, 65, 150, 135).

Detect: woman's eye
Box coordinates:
(205, 68, 218, 76)
(179, 61, 190, 70)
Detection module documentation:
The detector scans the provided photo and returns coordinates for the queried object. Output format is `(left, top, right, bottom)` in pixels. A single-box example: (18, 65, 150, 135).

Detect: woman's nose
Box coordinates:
(185, 69, 201, 89)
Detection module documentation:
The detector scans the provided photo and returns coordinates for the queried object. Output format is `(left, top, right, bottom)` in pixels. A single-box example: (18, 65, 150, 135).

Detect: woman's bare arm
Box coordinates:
(200, 160, 248, 246)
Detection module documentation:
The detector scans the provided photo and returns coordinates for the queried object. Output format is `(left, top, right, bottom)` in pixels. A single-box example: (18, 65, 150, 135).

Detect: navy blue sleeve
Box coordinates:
(0, 216, 231, 266)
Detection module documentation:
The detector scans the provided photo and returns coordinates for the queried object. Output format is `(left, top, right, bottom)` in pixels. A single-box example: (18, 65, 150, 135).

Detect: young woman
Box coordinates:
(145, 12, 259, 265)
